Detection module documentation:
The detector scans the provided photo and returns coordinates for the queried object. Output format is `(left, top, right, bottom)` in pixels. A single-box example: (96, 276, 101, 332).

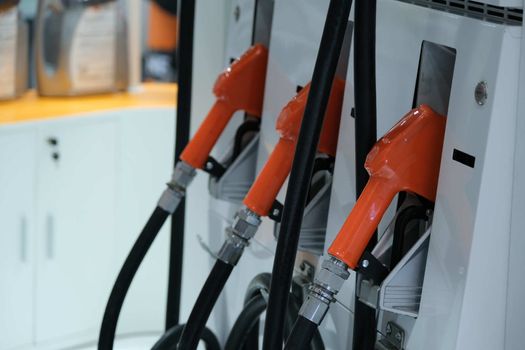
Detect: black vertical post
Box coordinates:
(352, 0, 378, 349)
(166, 0, 196, 330)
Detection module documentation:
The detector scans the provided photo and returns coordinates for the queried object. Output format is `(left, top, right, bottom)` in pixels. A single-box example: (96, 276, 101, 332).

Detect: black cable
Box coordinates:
(225, 295, 268, 350)
(390, 205, 429, 267)
(262, 1, 351, 349)
(232, 119, 261, 161)
(242, 273, 272, 350)
(152, 324, 221, 350)
(352, 1, 378, 349)
(98, 206, 170, 350)
(165, 0, 195, 330)
(176, 260, 234, 350)
(284, 316, 319, 350)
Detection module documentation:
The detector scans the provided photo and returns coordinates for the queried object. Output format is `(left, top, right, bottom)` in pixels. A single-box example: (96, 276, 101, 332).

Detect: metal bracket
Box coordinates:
(203, 156, 227, 178)
(376, 322, 405, 350)
(268, 200, 284, 222)
(357, 251, 389, 284)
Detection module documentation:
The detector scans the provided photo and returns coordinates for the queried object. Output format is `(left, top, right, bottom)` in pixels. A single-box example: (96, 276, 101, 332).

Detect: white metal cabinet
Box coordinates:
(34, 117, 117, 344)
(113, 108, 174, 335)
(0, 127, 36, 350)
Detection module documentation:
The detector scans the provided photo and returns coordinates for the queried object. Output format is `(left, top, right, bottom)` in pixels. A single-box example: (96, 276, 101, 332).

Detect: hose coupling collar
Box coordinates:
(169, 161, 197, 192)
(217, 207, 261, 265)
(157, 187, 185, 214)
(299, 256, 350, 325)
(231, 207, 262, 240)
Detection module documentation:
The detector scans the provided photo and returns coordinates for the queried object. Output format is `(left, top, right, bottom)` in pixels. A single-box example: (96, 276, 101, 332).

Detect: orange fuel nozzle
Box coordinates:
(179, 44, 268, 169)
(328, 105, 446, 269)
(242, 79, 346, 217)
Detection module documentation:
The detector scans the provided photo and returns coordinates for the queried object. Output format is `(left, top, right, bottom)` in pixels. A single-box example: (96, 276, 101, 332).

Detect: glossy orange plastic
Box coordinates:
(328, 105, 447, 269)
(243, 79, 345, 217)
(179, 44, 268, 169)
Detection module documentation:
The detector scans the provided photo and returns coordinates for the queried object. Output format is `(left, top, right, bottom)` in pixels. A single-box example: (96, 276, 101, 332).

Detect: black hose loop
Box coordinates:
(225, 295, 268, 350)
(151, 324, 220, 350)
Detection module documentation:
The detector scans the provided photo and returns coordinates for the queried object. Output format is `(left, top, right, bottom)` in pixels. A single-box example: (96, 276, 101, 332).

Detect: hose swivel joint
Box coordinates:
(158, 161, 197, 214)
(299, 256, 350, 325)
(217, 207, 261, 265)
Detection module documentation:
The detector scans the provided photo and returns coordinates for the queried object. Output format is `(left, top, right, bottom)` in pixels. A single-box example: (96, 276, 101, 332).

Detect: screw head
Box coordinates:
(272, 208, 280, 216)
(362, 259, 369, 268)
(206, 162, 213, 170)
(395, 332, 402, 342)
(234, 5, 240, 22)
(475, 81, 488, 106)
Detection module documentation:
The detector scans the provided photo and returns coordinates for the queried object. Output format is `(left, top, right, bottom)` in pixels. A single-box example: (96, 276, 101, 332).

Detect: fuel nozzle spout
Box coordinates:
(160, 45, 268, 212)
(242, 78, 345, 217)
(216, 79, 345, 266)
(297, 105, 446, 327)
(179, 44, 268, 170)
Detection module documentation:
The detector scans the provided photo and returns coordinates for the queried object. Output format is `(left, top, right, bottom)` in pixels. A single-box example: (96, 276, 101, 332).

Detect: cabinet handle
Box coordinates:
(46, 215, 54, 259)
(19, 216, 27, 262)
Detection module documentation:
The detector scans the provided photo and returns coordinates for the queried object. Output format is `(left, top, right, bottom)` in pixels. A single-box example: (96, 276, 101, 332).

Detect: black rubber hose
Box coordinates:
(284, 316, 319, 350)
(151, 324, 221, 350)
(352, 1, 378, 349)
(166, 0, 195, 330)
(225, 295, 268, 350)
(176, 260, 234, 350)
(353, 0, 377, 195)
(262, 1, 352, 349)
(98, 206, 170, 350)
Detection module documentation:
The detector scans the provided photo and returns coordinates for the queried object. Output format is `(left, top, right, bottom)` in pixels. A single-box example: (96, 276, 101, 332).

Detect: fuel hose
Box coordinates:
(262, 0, 352, 348)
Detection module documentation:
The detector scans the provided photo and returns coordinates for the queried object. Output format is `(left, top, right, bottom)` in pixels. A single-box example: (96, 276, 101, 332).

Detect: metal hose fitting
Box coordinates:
(217, 207, 262, 265)
(299, 256, 350, 325)
(158, 161, 197, 214)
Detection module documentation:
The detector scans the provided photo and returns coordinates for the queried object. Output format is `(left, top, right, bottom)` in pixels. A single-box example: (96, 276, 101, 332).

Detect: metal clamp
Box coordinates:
(217, 207, 261, 265)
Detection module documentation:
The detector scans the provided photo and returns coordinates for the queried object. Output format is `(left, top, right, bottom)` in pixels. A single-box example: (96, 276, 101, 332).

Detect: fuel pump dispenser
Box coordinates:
(284, 105, 446, 349)
(35, 0, 128, 96)
(98, 44, 268, 350)
(170, 79, 345, 350)
(0, 0, 27, 100)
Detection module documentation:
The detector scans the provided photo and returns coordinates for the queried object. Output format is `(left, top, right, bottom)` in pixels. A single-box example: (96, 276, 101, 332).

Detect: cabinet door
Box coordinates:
(0, 128, 36, 349)
(35, 118, 117, 344)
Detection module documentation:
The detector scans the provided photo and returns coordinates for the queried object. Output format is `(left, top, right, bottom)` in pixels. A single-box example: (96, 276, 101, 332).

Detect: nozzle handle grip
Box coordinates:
(179, 100, 236, 169)
(328, 177, 397, 269)
(243, 138, 295, 217)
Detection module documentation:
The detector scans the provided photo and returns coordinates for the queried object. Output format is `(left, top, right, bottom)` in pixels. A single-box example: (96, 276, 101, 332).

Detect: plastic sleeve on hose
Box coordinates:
(328, 177, 396, 269)
(98, 206, 170, 350)
(179, 99, 236, 169)
(243, 138, 296, 217)
(284, 316, 320, 350)
(177, 260, 234, 350)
